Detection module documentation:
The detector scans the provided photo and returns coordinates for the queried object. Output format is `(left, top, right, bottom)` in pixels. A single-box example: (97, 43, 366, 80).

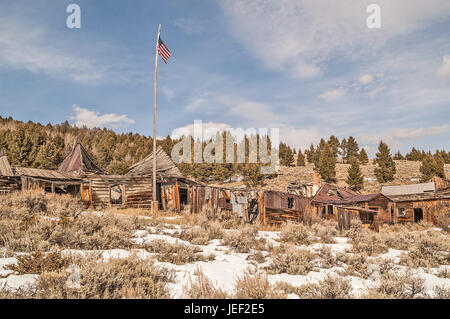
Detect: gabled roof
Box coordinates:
(127, 146, 182, 177)
(311, 183, 358, 204)
(58, 142, 103, 175)
(0, 150, 13, 177)
(381, 182, 435, 196)
(13, 167, 80, 181)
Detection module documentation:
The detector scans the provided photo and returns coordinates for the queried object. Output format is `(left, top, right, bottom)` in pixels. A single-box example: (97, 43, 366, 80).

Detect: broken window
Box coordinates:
(288, 197, 294, 209)
(397, 207, 406, 217)
(110, 185, 123, 204)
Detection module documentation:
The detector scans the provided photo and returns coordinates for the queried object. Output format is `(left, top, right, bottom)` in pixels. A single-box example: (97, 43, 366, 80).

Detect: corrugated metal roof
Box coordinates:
(381, 182, 435, 196)
(0, 150, 13, 176)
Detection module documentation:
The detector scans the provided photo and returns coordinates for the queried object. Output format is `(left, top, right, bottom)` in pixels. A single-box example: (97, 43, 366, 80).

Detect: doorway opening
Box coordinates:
(414, 208, 423, 223)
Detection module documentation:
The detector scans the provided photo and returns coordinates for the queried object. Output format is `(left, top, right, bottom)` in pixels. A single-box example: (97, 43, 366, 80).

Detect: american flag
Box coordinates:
(157, 36, 171, 64)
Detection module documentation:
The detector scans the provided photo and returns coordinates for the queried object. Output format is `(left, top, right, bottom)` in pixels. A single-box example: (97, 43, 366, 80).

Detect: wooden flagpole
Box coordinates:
(153, 24, 161, 219)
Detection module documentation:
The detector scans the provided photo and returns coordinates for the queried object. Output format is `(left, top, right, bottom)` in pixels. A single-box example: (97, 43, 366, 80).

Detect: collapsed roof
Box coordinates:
(58, 142, 104, 175)
(127, 146, 182, 177)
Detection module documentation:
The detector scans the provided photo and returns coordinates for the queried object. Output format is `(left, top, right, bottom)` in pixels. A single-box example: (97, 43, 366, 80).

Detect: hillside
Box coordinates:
(217, 160, 450, 194)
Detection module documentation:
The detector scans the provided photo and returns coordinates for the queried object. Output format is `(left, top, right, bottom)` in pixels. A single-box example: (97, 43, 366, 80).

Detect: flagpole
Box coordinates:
(153, 24, 161, 219)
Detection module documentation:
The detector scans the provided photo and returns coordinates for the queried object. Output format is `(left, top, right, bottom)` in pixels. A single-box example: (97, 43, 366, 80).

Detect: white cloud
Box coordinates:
(174, 18, 204, 35)
(437, 55, 450, 77)
(358, 125, 450, 146)
(359, 74, 374, 84)
(171, 122, 232, 141)
(221, 1, 450, 78)
(319, 88, 347, 101)
(70, 106, 135, 129)
(367, 86, 385, 98)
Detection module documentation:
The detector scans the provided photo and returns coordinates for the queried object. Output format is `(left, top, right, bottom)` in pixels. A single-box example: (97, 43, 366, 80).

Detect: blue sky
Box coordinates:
(0, 0, 449, 157)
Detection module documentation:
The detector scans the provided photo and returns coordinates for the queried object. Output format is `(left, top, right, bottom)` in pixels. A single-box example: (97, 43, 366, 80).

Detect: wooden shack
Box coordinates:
(0, 150, 19, 194)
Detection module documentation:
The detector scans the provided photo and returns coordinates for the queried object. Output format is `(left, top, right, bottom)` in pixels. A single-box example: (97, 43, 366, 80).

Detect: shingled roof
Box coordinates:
(127, 146, 182, 177)
(0, 150, 13, 177)
(58, 142, 103, 175)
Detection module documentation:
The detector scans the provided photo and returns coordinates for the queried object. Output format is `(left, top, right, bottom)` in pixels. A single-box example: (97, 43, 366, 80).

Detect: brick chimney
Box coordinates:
(313, 171, 320, 187)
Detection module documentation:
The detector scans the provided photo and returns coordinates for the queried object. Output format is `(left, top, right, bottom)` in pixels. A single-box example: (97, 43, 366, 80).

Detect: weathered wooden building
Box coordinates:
(0, 150, 19, 194)
(381, 182, 450, 224)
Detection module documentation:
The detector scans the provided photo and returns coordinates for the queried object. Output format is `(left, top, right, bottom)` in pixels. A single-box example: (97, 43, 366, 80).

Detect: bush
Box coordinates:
(400, 234, 449, 268)
(266, 245, 316, 275)
(7, 250, 70, 275)
(0, 192, 137, 252)
(0, 256, 176, 299)
(311, 221, 337, 244)
(362, 271, 427, 299)
(279, 222, 311, 245)
(185, 268, 229, 299)
(234, 272, 286, 299)
(222, 224, 265, 253)
(144, 239, 215, 265)
(295, 274, 352, 299)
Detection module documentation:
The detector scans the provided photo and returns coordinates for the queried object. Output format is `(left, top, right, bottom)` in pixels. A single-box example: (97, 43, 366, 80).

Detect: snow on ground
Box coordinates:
(1, 213, 449, 298)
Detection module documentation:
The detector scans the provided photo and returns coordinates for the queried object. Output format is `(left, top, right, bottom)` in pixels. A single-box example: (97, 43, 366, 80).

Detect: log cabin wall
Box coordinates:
(85, 175, 155, 209)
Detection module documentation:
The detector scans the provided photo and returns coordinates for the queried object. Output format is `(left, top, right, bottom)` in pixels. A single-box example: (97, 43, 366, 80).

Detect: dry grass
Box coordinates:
(144, 239, 215, 265)
(0, 255, 176, 299)
(337, 253, 371, 279)
(266, 244, 316, 275)
(222, 224, 266, 253)
(311, 221, 338, 244)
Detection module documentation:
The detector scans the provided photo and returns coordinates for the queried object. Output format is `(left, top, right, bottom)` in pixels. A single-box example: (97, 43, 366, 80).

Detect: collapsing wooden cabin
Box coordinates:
(78, 146, 187, 209)
(58, 142, 104, 175)
(187, 184, 311, 225)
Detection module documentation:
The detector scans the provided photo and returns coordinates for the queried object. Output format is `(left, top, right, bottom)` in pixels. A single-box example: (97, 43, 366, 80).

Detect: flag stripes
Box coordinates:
(157, 36, 171, 63)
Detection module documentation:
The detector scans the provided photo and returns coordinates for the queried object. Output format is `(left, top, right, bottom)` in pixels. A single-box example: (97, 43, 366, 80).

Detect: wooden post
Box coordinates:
(89, 180, 93, 209)
(51, 183, 55, 193)
(152, 24, 162, 219)
(174, 180, 180, 212)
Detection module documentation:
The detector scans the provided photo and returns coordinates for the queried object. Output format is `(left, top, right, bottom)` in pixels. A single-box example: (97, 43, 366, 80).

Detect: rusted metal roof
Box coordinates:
(311, 183, 357, 204)
(127, 146, 182, 177)
(0, 150, 13, 177)
(58, 142, 104, 175)
(344, 193, 386, 203)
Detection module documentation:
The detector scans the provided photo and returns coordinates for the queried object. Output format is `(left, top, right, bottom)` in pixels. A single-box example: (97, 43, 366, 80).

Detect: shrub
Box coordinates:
(234, 272, 286, 299)
(295, 274, 352, 299)
(400, 234, 449, 268)
(279, 222, 311, 245)
(311, 221, 337, 244)
(185, 268, 229, 299)
(0, 256, 176, 299)
(362, 271, 427, 299)
(222, 224, 265, 253)
(266, 245, 316, 275)
(144, 239, 215, 265)
(7, 250, 70, 275)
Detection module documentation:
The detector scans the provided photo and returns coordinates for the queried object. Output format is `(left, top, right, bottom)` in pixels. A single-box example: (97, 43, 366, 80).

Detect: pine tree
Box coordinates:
(318, 143, 336, 182)
(243, 163, 264, 187)
(420, 153, 445, 182)
(345, 136, 359, 163)
(339, 138, 347, 163)
(394, 151, 404, 160)
(374, 141, 396, 183)
(358, 148, 369, 165)
(328, 135, 340, 158)
(346, 159, 364, 191)
(279, 143, 294, 166)
(296, 150, 305, 166)
(306, 143, 315, 163)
